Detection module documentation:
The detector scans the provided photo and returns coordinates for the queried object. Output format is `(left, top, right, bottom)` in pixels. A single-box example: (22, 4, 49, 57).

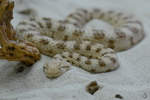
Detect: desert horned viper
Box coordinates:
(16, 8, 145, 78)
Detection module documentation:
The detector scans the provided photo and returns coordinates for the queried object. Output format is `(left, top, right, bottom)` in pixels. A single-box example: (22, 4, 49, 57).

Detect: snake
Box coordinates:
(16, 8, 144, 78)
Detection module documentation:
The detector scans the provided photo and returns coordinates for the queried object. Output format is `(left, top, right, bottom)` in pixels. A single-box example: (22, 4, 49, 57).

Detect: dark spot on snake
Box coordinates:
(76, 57, 81, 61)
(30, 23, 36, 27)
(108, 39, 115, 44)
(40, 39, 49, 45)
(69, 54, 73, 58)
(42, 17, 51, 21)
(91, 69, 96, 73)
(99, 60, 106, 67)
(63, 35, 68, 41)
(37, 22, 44, 28)
(74, 44, 80, 50)
(30, 18, 36, 21)
(96, 48, 101, 53)
(86, 45, 91, 51)
(46, 22, 52, 28)
(58, 25, 65, 31)
(106, 69, 112, 72)
(110, 57, 116, 63)
(108, 44, 115, 49)
(19, 21, 27, 25)
(85, 60, 91, 65)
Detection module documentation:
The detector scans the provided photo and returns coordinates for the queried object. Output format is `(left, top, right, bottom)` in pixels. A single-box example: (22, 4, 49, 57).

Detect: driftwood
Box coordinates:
(0, 0, 40, 65)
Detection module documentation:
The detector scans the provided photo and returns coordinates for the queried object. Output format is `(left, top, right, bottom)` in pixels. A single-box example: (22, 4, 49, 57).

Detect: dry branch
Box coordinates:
(0, 0, 40, 65)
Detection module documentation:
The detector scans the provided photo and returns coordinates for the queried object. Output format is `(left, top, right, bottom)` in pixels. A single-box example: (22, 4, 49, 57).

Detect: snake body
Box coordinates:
(16, 8, 144, 78)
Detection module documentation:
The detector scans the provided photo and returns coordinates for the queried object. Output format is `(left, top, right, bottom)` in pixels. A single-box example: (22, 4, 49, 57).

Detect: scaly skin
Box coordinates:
(16, 8, 144, 77)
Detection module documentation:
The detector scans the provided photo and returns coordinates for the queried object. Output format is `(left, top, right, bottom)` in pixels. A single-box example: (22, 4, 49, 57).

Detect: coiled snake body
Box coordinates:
(16, 8, 144, 78)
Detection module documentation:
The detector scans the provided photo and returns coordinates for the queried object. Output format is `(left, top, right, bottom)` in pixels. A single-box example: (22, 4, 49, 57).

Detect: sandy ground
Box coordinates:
(0, 0, 150, 100)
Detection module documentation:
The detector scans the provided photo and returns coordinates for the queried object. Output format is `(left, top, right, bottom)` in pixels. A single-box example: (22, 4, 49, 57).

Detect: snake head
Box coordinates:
(43, 59, 70, 78)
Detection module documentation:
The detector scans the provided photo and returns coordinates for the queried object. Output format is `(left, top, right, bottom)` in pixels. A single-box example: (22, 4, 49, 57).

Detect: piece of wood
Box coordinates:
(0, 0, 41, 65)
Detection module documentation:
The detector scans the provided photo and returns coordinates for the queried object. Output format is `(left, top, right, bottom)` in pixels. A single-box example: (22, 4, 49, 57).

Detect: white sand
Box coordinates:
(0, 0, 150, 99)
